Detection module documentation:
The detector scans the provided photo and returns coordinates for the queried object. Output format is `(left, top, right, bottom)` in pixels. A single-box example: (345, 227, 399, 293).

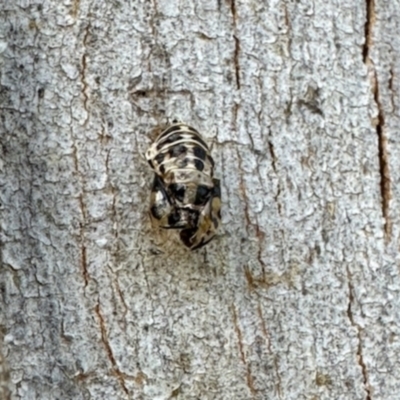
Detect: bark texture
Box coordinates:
(1, 0, 400, 399)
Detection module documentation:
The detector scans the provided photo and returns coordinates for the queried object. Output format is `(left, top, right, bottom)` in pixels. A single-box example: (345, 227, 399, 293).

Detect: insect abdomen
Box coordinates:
(146, 122, 221, 250)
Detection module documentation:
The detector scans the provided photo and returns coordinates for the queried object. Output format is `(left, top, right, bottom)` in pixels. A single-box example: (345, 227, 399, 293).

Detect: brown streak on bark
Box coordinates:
(243, 265, 255, 289)
(346, 267, 371, 400)
(81, 26, 90, 126)
(257, 303, 282, 399)
(105, 151, 119, 242)
(233, 35, 241, 89)
(74, 371, 96, 382)
(95, 304, 129, 395)
(229, 0, 237, 19)
(231, 305, 257, 396)
(99, 125, 112, 145)
(237, 149, 267, 279)
(104, 153, 128, 328)
(72, 143, 90, 288)
(78, 193, 89, 287)
(236, 149, 252, 229)
(283, 3, 292, 54)
(363, 0, 375, 63)
(115, 276, 128, 323)
(147, 0, 159, 41)
(255, 222, 266, 280)
(72, 142, 79, 174)
(268, 140, 277, 174)
(229, 0, 241, 89)
(78, 193, 87, 221)
(106, 265, 128, 331)
(268, 140, 283, 216)
(80, 241, 89, 287)
(111, 187, 118, 241)
(81, 53, 89, 124)
(363, 0, 392, 242)
(71, 0, 80, 18)
(236, 150, 265, 280)
(232, 103, 239, 133)
(375, 90, 391, 242)
(73, 142, 90, 287)
(388, 67, 394, 92)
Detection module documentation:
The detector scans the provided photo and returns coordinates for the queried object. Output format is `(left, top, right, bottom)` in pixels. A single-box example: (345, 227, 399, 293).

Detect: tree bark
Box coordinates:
(1, 0, 400, 399)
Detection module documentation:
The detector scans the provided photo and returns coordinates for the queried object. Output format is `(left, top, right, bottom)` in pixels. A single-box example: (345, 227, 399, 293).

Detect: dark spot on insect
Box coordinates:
(212, 180, 221, 198)
(187, 209, 199, 227)
(181, 227, 215, 250)
(159, 133, 182, 147)
(194, 159, 204, 171)
(178, 158, 189, 168)
(193, 146, 206, 161)
(169, 183, 186, 202)
(194, 185, 211, 205)
(150, 205, 162, 219)
(19, 64, 24, 70)
(169, 133, 183, 142)
(159, 125, 181, 140)
(180, 228, 197, 248)
(212, 216, 219, 228)
(159, 164, 165, 174)
(152, 175, 167, 193)
(168, 210, 182, 227)
(169, 144, 187, 158)
(38, 88, 44, 98)
(155, 153, 165, 164)
(187, 125, 200, 135)
(192, 136, 209, 149)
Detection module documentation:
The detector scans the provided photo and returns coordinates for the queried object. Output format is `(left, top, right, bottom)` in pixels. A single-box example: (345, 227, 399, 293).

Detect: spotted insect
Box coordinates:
(146, 121, 221, 250)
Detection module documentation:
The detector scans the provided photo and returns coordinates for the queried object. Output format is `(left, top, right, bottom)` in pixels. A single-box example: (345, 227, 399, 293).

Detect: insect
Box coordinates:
(146, 121, 221, 250)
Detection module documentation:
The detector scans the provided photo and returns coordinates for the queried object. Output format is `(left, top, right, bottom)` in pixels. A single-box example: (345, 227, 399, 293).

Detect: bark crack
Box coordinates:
(230, 0, 241, 89)
(363, 0, 392, 241)
(105, 152, 129, 330)
(151, 0, 159, 37)
(79, 192, 89, 286)
(80, 238, 89, 287)
(236, 149, 252, 230)
(363, 0, 374, 63)
(236, 149, 266, 279)
(373, 71, 391, 241)
(267, 139, 283, 216)
(95, 303, 129, 395)
(233, 35, 241, 89)
(72, 143, 90, 287)
(232, 304, 257, 396)
(71, 0, 80, 18)
(80, 25, 90, 126)
(107, 266, 129, 332)
(347, 267, 371, 400)
(257, 303, 282, 399)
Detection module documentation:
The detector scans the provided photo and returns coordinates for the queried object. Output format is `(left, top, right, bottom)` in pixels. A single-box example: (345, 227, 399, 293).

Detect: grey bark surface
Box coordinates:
(1, 0, 399, 399)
